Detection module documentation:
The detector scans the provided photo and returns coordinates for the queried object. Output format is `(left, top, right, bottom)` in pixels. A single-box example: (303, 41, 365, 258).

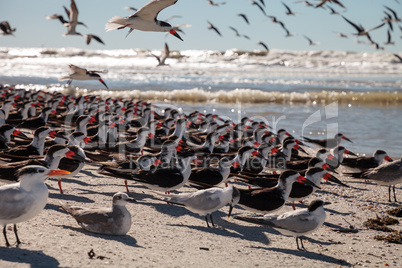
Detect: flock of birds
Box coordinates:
(0, 82, 400, 250)
(0, 0, 401, 253)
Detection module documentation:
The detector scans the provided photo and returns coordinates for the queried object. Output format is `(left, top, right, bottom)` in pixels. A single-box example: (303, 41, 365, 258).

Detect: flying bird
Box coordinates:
(229, 26, 241, 37)
(282, 2, 296, 15)
(237, 13, 250, 24)
(393, 53, 402, 63)
(84, 34, 105, 45)
(59, 64, 109, 89)
(0, 21, 16, 35)
(316, 0, 345, 9)
(384, 30, 395, 45)
(303, 35, 318, 46)
(62, 0, 88, 36)
(105, 0, 183, 41)
(257, 41, 269, 52)
(207, 21, 222, 36)
(152, 43, 170, 66)
(342, 16, 385, 43)
(250, 1, 267, 16)
(207, 0, 226, 6)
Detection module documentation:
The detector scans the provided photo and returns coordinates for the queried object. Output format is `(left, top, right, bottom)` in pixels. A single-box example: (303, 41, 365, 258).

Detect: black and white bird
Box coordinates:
(105, 0, 183, 41)
(342, 16, 385, 43)
(0, 21, 16, 35)
(234, 199, 327, 250)
(59, 64, 108, 89)
(0, 166, 70, 247)
(59, 192, 136, 235)
(152, 43, 170, 66)
(207, 21, 222, 36)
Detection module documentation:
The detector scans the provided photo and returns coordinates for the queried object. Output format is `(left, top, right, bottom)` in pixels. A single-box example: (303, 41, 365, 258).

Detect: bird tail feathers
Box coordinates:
(105, 16, 128, 31)
(234, 215, 276, 227)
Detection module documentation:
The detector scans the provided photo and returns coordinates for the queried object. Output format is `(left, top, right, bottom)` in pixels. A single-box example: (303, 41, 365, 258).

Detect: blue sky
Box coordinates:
(1, 0, 401, 53)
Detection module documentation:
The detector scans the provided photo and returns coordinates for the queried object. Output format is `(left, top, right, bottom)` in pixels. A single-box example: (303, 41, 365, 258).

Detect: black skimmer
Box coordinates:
(0, 165, 70, 247)
(15, 107, 54, 130)
(257, 41, 269, 52)
(342, 16, 385, 43)
(393, 53, 402, 63)
(105, 0, 183, 41)
(282, 2, 296, 15)
(207, 21, 222, 36)
(0, 21, 16, 35)
(327, 146, 357, 169)
(59, 192, 136, 235)
(154, 185, 240, 227)
(384, 30, 395, 45)
(335, 32, 348, 38)
(315, 0, 345, 8)
(327, 6, 340, 15)
(84, 34, 105, 45)
(237, 13, 249, 24)
(56, 145, 87, 193)
(303, 35, 318, 46)
(341, 149, 393, 172)
(188, 157, 233, 187)
(2, 127, 56, 157)
(100, 149, 197, 193)
(236, 170, 320, 214)
(234, 199, 327, 250)
(207, 0, 226, 6)
(383, 5, 401, 23)
(288, 167, 346, 209)
(59, 64, 109, 89)
(0, 144, 73, 184)
(0, 125, 28, 149)
(347, 158, 402, 202)
(152, 43, 170, 66)
(302, 133, 352, 148)
(250, 1, 266, 16)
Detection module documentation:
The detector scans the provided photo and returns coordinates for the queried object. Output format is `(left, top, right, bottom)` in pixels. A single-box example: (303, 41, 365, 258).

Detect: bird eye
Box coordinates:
(116, 196, 121, 200)
(39, 169, 45, 173)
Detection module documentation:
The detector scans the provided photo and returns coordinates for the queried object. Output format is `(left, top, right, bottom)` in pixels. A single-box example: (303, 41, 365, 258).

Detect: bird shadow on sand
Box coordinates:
(48, 192, 95, 203)
(0, 247, 60, 268)
(260, 246, 351, 266)
(80, 169, 104, 178)
(53, 225, 142, 248)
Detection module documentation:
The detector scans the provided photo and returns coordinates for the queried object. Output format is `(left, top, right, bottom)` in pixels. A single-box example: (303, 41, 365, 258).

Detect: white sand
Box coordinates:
(0, 163, 401, 267)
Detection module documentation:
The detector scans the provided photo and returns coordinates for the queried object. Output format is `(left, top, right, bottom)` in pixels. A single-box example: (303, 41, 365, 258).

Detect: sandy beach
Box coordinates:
(0, 161, 401, 268)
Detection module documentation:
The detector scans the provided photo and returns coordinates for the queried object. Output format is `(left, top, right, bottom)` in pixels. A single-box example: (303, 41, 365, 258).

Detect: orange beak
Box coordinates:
(84, 137, 91, 143)
(47, 169, 71, 176)
(65, 150, 75, 159)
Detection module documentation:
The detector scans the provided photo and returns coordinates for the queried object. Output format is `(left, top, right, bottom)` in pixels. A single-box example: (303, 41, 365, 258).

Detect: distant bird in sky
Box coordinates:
(280, 23, 294, 37)
(0, 21, 16, 36)
(334, 32, 348, 38)
(84, 34, 105, 45)
(383, 5, 401, 23)
(327, 6, 340, 15)
(384, 30, 395, 45)
(342, 16, 385, 43)
(237, 13, 250, 25)
(393, 53, 402, 63)
(59, 64, 109, 89)
(207, 21, 222, 36)
(45, 14, 68, 25)
(124, 6, 138, 12)
(282, 2, 296, 16)
(316, 0, 345, 9)
(105, 0, 183, 41)
(62, 0, 88, 36)
(295, 1, 314, 7)
(303, 35, 318, 46)
(152, 43, 170, 66)
(257, 41, 269, 52)
(207, 0, 226, 6)
(165, 15, 183, 22)
(229, 26, 241, 37)
(250, 1, 267, 17)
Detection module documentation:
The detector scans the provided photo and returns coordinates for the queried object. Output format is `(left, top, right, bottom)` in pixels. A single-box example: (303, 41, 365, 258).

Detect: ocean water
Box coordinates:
(0, 47, 401, 157)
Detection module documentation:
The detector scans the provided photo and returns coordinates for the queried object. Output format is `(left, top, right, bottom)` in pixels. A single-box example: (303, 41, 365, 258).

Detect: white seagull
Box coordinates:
(59, 64, 109, 89)
(234, 199, 327, 250)
(59, 192, 136, 235)
(154, 185, 240, 227)
(0, 166, 70, 247)
(105, 0, 183, 41)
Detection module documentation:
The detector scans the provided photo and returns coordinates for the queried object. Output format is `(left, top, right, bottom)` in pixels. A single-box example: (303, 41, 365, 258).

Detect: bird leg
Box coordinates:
(205, 216, 211, 228)
(388, 186, 392, 203)
(67, 80, 72, 86)
(58, 178, 64, 194)
(117, 24, 129, 30)
(209, 214, 215, 227)
(13, 224, 21, 245)
(292, 202, 296, 210)
(124, 179, 130, 193)
(299, 237, 306, 250)
(3, 226, 10, 247)
(392, 185, 397, 202)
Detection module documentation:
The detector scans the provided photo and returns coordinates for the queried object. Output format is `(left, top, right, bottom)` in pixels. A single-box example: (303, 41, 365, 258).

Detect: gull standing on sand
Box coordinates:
(59, 64, 109, 89)
(105, 0, 183, 41)
(0, 166, 70, 247)
(154, 185, 240, 227)
(59, 192, 136, 235)
(234, 199, 327, 250)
